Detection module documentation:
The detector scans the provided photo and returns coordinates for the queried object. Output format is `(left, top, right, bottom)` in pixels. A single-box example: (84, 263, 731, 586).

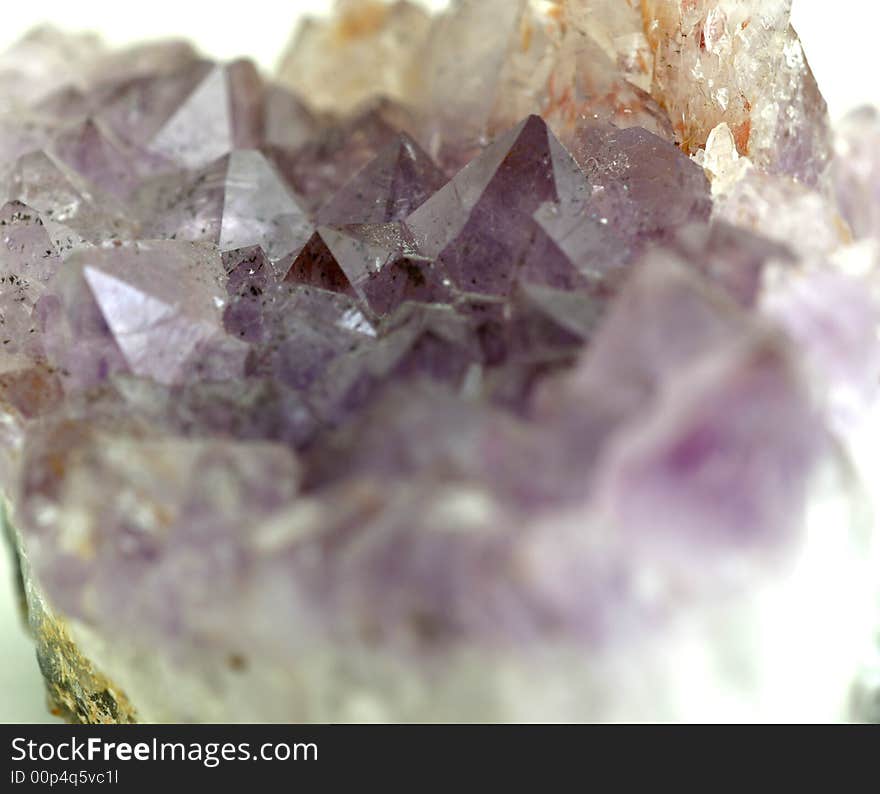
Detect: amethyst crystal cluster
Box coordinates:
(1, 0, 879, 722)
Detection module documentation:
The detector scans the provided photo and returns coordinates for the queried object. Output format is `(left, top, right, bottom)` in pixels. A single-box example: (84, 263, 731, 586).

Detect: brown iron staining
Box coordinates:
(2, 506, 137, 724)
(334, 1, 392, 42)
(33, 609, 138, 724)
(639, 0, 754, 158)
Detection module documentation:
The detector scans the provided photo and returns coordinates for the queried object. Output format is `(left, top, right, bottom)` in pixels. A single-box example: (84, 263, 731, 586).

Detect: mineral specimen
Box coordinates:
(0, 1, 878, 723)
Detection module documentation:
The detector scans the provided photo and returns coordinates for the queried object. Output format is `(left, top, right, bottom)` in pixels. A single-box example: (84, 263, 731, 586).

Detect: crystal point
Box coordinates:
(149, 61, 263, 169)
(316, 133, 446, 225)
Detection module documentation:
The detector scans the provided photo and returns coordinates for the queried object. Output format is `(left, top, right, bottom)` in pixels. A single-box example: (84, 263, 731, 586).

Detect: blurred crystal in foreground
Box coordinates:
(0, 1, 878, 723)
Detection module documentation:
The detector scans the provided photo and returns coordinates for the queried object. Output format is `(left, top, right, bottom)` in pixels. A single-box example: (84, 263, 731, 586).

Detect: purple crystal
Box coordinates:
(266, 100, 424, 215)
(406, 115, 590, 295)
(316, 133, 446, 225)
(147, 61, 263, 168)
(535, 123, 712, 273)
(92, 59, 215, 150)
(4, 150, 136, 249)
(0, 200, 59, 358)
(285, 222, 451, 316)
(48, 119, 161, 200)
(138, 149, 312, 263)
(40, 241, 244, 388)
(560, 259, 820, 559)
(0, 4, 874, 725)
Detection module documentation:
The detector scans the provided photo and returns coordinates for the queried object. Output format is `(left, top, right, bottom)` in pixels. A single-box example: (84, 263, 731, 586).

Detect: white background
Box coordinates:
(0, 0, 877, 722)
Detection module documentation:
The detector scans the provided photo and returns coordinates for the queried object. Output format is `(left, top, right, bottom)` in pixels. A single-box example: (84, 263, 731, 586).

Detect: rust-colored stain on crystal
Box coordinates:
(543, 71, 584, 130)
(334, 1, 389, 41)
(638, 1, 756, 157)
(46, 452, 66, 481)
(732, 118, 752, 156)
(546, 1, 565, 23)
(0, 366, 63, 419)
(520, 18, 534, 54)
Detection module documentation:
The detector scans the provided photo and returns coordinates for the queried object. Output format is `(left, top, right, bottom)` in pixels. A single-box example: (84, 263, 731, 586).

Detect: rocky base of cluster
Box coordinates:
(3, 507, 136, 723)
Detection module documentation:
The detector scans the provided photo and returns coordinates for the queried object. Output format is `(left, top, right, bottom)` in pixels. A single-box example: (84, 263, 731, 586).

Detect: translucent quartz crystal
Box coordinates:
(561, 1, 655, 92)
(276, 1, 829, 183)
(0, 28, 105, 112)
(0, 1, 877, 723)
(714, 170, 848, 261)
(640, 0, 830, 185)
(0, 202, 59, 362)
(277, 1, 431, 114)
(136, 149, 313, 264)
(315, 133, 447, 226)
(278, 1, 676, 171)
